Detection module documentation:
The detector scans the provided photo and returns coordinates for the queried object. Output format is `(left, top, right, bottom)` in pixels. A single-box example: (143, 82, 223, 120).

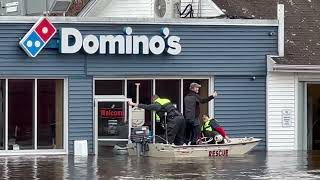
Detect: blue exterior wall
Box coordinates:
(215, 76, 266, 149)
(0, 21, 278, 153)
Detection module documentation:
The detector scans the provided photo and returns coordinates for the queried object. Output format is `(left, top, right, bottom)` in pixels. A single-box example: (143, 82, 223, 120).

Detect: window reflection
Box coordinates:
(8, 80, 34, 150)
(38, 80, 64, 149)
(0, 80, 5, 150)
(98, 101, 128, 139)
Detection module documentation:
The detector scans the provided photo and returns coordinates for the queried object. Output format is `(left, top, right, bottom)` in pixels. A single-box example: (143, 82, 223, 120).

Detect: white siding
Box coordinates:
(267, 72, 296, 151)
(83, 0, 224, 18)
(86, 0, 153, 18)
(181, 0, 224, 17)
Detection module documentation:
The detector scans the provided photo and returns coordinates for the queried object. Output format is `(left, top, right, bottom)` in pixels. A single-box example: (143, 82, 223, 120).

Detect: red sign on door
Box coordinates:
(100, 108, 124, 118)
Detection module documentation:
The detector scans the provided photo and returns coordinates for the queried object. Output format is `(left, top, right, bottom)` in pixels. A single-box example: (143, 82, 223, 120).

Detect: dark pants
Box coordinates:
(191, 125, 201, 145)
(185, 119, 200, 145)
(166, 116, 185, 145)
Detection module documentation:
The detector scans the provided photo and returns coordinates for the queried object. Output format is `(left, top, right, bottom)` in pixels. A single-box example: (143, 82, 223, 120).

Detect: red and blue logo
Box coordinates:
(19, 17, 56, 57)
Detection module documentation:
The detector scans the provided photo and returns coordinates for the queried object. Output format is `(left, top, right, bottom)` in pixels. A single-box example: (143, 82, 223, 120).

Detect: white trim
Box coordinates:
(34, 79, 37, 150)
(0, 76, 68, 79)
(297, 73, 320, 81)
(266, 73, 269, 151)
(0, 150, 67, 156)
(94, 76, 210, 80)
(4, 79, 8, 151)
(94, 98, 130, 155)
(152, 79, 156, 144)
(93, 76, 211, 146)
(97, 139, 128, 141)
(94, 100, 98, 155)
(277, 4, 284, 56)
(206, 0, 225, 16)
(0, 78, 68, 154)
(294, 73, 298, 150)
(303, 82, 308, 150)
(78, 0, 99, 17)
(94, 95, 126, 99)
(0, 16, 278, 26)
(267, 56, 320, 73)
(180, 80, 184, 114)
(64, 78, 69, 154)
(209, 76, 214, 118)
(274, 65, 320, 71)
(128, 102, 132, 143)
(124, 79, 128, 98)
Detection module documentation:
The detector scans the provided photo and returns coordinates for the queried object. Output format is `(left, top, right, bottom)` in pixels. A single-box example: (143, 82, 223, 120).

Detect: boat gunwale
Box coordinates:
(168, 139, 261, 149)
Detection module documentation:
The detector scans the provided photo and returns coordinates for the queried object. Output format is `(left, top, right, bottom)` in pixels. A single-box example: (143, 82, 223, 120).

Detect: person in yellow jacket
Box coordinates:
(128, 94, 185, 145)
(201, 115, 231, 144)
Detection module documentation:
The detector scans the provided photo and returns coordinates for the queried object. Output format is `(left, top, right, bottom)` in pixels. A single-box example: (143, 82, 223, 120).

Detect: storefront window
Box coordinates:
(95, 80, 125, 95)
(37, 80, 64, 149)
(8, 80, 34, 150)
(98, 101, 128, 139)
(94, 78, 211, 146)
(156, 80, 181, 111)
(0, 80, 5, 150)
(183, 79, 209, 118)
(127, 80, 152, 126)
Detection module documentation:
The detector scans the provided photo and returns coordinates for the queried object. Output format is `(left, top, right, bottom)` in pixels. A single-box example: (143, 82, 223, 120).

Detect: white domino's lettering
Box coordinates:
(60, 27, 181, 55)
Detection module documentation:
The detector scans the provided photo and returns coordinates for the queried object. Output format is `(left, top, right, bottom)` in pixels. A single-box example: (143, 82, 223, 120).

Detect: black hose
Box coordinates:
(176, 3, 194, 18)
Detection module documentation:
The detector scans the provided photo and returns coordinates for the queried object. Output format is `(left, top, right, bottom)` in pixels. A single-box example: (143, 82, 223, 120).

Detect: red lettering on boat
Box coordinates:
(208, 149, 228, 157)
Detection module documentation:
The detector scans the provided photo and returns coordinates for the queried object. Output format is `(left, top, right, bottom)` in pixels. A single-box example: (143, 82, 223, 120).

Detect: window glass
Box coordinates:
(183, 79, 209, 118)
(8, 80, 34, 150)
(155, 79, 181, 111)
(37, 80, 64, 149)
(127, 80, 152, 126)
(0, 80, 5, 150)
(95, 80, 125, 95)
(98, 101, 128, 139)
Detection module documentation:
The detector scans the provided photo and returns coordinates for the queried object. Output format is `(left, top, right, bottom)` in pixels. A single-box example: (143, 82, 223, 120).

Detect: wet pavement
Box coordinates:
(0, 150, 320, 180)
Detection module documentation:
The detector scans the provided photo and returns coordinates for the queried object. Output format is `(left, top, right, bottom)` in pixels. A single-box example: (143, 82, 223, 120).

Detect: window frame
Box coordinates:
(0, 77, 68, 155)
(93, 76, 214, 144)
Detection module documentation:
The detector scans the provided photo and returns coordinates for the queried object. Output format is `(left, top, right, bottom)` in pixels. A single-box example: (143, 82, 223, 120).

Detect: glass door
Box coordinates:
(94, 98, 131, 154)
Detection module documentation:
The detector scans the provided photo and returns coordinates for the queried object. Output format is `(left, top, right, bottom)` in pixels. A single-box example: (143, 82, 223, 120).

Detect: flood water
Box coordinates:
(0, 150, 320, 180)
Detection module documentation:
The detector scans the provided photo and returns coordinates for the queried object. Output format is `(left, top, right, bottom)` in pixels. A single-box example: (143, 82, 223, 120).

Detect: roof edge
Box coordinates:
(268, 56, 320, 73)
(0, 16, 278, 26)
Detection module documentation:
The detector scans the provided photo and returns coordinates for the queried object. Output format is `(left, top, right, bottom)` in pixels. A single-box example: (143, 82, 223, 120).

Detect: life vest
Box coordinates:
(154, 98, 171, 122)
(201, 120, 213, 132)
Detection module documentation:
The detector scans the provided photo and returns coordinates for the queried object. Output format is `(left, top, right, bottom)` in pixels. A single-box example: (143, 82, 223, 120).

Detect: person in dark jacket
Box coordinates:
(128, 94, 185, 145)
(184, 82, 217, 145)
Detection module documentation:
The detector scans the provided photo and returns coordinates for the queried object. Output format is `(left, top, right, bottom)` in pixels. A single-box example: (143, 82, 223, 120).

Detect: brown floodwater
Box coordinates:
(0, 150, 320, 180)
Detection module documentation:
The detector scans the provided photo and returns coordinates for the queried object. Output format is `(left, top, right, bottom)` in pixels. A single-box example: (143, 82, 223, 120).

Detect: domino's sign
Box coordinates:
(19, 17, 56, 57)
(19, 17, 182, 58)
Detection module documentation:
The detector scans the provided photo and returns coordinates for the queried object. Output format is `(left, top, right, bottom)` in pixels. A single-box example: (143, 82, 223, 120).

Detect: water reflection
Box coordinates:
(0, 151, 319, 179)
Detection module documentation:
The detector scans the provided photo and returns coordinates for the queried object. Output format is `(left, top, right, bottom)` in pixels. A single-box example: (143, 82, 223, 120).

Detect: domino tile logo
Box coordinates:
(19, 17, 57, 57)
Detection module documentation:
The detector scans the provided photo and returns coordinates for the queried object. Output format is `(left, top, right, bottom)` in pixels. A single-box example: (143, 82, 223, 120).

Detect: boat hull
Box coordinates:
(127, 138, 261, 158)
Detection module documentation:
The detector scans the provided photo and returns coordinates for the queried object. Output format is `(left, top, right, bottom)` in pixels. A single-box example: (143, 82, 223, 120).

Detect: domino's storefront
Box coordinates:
(0, 16, 278, 155)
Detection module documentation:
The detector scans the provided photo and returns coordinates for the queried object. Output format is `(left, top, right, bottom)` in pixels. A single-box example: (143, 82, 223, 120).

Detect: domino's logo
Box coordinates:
(19, 17, 56, 57)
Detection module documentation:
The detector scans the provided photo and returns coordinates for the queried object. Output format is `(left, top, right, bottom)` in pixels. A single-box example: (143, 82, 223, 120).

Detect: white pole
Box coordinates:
(135, 83, 140, 104)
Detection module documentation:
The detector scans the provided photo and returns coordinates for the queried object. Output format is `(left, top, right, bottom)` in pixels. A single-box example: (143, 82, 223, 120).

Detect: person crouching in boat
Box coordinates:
(201, 115, 231, 144)
(128, 94, 185, 145)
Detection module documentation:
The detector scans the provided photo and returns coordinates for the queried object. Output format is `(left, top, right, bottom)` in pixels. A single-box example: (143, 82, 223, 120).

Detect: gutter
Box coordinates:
(0, 16, 278, 26)
(267, 55, 320, 73)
